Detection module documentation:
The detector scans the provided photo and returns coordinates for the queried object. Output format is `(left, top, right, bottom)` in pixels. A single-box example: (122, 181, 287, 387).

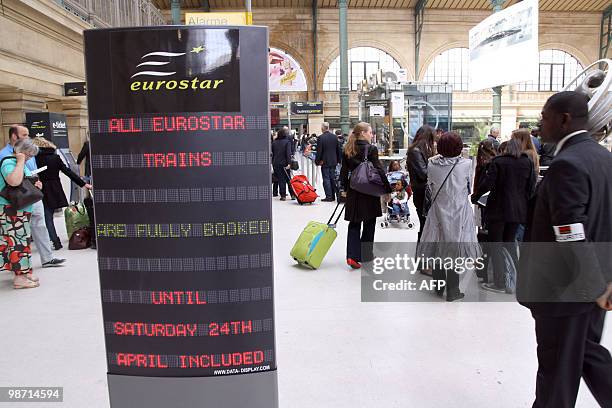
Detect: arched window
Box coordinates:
(323, 47, 401, 91)
(423, 48, 470, 91)
(516, 50, 584, 92)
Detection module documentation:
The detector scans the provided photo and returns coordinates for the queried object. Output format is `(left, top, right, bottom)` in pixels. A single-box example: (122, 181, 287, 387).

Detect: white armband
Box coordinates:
(553, 223, 585, 242)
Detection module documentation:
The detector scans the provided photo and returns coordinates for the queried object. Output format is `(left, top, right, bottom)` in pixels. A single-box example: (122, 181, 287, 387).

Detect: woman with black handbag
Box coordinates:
(340, 122, 391, 270)
(0, 138, 43, 289)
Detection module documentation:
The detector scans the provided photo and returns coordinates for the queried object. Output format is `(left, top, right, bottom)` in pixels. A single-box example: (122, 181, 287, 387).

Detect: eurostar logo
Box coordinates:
(129, 45, 225, 92)
(190, 46, 205, 54)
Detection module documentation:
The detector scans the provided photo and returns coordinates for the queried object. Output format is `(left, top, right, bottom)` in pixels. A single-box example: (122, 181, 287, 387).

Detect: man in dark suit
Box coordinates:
(518, 91, 612, 408)
(487, 126, 501, 151)
(315, 122, 342, 202)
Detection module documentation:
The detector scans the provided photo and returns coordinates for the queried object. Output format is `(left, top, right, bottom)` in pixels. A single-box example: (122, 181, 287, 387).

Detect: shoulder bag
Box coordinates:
(422, 159, 459, 218)
(349, 145, 386, 197)
(0, 157, 44, 211)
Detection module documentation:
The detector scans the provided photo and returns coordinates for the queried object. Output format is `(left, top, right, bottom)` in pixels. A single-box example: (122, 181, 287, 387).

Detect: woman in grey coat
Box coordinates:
(419, 132, 481, 301)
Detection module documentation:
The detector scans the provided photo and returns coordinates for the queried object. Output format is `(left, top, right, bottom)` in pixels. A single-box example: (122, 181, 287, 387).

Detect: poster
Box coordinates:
(391, 92, 405, 118)
(84, 27, 275, 378)
(468, 0, 539, 92)
(269, 48, 307, 92)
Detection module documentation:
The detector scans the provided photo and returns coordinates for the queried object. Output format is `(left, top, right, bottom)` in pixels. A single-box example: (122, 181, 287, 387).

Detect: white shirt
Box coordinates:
(554, 130, 588, 156)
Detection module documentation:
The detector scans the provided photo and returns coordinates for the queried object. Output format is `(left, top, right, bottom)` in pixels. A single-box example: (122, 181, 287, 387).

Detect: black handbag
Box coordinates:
(422, 160, 458, 218)
(290, 156, 299, 171)
(0, 157, 44, 211)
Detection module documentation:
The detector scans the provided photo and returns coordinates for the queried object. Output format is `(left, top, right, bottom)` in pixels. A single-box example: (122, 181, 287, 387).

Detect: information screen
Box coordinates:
(84, 26, 275, 377)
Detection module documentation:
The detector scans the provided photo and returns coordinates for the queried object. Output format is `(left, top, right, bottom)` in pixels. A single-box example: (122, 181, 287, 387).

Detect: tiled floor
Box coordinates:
(0, 178, 608, 407)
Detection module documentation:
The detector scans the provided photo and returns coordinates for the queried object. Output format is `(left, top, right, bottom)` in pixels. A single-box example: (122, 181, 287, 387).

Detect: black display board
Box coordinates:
(290, 101, 323, 115)
(84, 26, 275, 378)
(26, 112, 69, 148)
(64, 82, 87, 96)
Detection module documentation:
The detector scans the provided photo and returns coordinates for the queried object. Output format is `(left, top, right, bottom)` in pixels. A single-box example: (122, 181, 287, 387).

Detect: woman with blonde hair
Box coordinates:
(512, 129, 540, 173)
(339, 122, 391, 269)
(32, 137, 92, 249)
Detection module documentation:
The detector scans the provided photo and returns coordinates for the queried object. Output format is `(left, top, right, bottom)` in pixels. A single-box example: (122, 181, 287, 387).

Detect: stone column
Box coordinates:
(338, 0, 350, 135)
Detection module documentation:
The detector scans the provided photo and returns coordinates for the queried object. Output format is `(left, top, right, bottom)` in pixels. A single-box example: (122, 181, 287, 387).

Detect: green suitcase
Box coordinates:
(290, 203, 345, 269)
(64, 202, 90, 238)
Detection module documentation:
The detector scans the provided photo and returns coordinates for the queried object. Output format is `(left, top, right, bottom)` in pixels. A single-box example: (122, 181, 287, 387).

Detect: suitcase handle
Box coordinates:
(327, 202, 345, 227)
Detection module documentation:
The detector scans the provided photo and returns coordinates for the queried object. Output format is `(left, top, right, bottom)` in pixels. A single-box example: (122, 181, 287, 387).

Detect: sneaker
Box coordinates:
(52, 240, 63, 250)
(347, 258, 362, 270)
(42, 258, 66, 268)
(280, 196, 287, 201)
(481, 283, 506, 293)
(26, 272, 39, 282)
(14, 275, 39, 289)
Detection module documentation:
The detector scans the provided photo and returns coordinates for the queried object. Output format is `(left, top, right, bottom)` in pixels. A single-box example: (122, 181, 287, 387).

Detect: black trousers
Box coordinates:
(487, 221, 520, 289)
(533, 305, 612, 408)
(347, 218, 376, 262)
(272, 165, 292, 198)
(432, 268, 460, 296)
(412, 186, 426, 242)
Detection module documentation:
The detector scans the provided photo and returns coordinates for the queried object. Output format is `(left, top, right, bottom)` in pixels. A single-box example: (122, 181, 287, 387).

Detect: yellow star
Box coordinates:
(190, 46, 205, 54)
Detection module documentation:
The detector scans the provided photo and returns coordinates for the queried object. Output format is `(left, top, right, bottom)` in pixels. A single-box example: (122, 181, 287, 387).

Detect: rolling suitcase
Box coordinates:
(290, 203, 345, 269)
(290, 173, 318, 205)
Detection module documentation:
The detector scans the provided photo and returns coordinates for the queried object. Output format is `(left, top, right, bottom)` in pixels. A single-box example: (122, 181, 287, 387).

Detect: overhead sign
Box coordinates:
(64, 82, 87, 96)
(269, 48, 307, 92)
(469, 0, 539, 92)
(84, 26, 277, 406)
(391, 92, 405, 118)
(185, 12, 252, 26)
(369, 105, 385, 117)
(26, 112, 69, 149)
(290, 102, 323, 115)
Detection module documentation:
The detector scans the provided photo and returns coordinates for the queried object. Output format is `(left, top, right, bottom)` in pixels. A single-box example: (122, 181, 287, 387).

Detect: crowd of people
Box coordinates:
(0, 125, 92, 289)
(276, 90, 612, 407)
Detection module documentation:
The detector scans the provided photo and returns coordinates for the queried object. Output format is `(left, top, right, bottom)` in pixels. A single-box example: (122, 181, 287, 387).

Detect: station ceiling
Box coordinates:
(152, 0, 611, 12)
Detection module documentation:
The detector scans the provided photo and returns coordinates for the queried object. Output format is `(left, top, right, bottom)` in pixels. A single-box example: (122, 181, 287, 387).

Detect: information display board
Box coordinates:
(26, 112, 69, 149)
(290, 102, 323, 115)
(84, 25, 276, 391)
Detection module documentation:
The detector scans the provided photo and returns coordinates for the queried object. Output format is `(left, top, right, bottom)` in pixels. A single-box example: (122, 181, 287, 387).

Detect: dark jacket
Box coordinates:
(406, 146, 429, 189)
(77, 141, 91, 177)
(315, 131, 342, 167)
(518, 133, 612, 316)
(487, 135, 500, 151)
(271, 136, 292, 167)
(35, 147, 86, 209)
(474, 153, 536, 224)
(539, 143, 555, 167)
(340, 141, 391, 222)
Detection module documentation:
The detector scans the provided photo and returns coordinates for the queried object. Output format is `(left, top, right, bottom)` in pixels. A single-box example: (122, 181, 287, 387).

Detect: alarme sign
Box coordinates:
(84, 25, 277, 407)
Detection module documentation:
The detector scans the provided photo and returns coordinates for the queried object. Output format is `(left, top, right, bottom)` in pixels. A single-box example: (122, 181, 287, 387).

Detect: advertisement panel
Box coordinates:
(269, 48, 307, 92)
(468, 0, 539, 92)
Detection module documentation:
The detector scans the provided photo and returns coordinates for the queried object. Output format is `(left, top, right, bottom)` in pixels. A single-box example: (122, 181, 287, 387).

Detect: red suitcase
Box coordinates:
(290, 174, 318, 205)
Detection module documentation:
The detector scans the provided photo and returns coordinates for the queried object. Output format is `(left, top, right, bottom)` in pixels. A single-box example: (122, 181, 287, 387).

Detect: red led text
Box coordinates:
(143, 152, 212, 168)
(209, 321, 253, 336)
(151, 291, 207, 305)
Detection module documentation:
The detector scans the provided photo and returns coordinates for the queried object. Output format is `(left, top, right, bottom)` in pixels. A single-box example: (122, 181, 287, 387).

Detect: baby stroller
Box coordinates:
(381, 171, 414, 229)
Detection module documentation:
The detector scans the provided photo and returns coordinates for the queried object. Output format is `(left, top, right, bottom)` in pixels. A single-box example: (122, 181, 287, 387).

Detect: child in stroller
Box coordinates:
(381, 161, 414, 229)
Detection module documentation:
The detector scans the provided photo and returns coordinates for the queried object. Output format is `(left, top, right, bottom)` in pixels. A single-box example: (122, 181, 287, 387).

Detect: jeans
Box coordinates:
(488, 222, 520, 289)
(43, 204, 59, 243)
(321, 165, 337, 200)
(391, 203, 409, 216)
(272, 164, 291, 198)
(30, 200, 53, 264)
(347, 218, 376, 262)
